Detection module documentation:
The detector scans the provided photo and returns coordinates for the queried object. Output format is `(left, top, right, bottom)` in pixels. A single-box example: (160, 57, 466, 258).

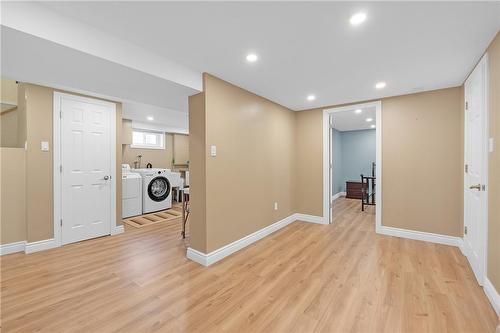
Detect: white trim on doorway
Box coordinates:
(323, 101, 382, 226)
(53, 92, 117, 249)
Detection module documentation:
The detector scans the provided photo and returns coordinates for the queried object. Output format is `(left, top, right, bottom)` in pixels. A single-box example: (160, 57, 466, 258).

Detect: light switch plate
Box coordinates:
(41, 141, 50, 152)
(210, 145, 217, 157)
(489, 137, 494, 152)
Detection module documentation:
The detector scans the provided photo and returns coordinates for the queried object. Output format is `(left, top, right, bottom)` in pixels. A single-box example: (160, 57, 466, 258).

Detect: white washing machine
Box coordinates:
(121, 164, 142, 218)
(132, 168, 172, 213)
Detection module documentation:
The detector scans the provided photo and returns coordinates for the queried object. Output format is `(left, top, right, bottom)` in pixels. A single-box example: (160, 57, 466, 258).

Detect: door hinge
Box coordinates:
(465, 101, 468, 110)
(464, 226, 467, 235)
(465, 164, 468, 173)
(60, 219, 63, 227)
(60, 165, 63, 173)
(60, 109, 62, 118)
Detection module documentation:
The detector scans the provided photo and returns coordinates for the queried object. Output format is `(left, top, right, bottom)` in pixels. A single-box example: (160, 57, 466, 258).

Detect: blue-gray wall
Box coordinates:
(332, 128, 343, 195)
(332, 129, 375, 194)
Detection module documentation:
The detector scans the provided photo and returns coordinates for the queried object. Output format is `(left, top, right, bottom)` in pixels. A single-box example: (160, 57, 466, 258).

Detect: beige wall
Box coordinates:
(0, 148, 26, 243)
(1, 109, 19, 147)
(295, 87, 463, 237)
(188, 92, 206, 252)
(122, 124, 174, 169)
(1, 78, 25, 148)
(189, 74, 296, 253)
(382, 88, 462, 236)
(24, 84, 55, 242)
(486, 32, 500, 292)
(295, 109, 323, 216)
(173, 133, 189, 166)
(0, 83, 123, 244)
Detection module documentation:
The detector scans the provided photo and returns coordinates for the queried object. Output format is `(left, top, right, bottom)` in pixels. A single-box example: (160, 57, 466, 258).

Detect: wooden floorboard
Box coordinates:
(1, 198, 497, 332)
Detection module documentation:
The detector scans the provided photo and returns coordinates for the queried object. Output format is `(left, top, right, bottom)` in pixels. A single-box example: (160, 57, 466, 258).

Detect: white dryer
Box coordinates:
(132, 168, 172, 213)
(122, 164, 142, 218)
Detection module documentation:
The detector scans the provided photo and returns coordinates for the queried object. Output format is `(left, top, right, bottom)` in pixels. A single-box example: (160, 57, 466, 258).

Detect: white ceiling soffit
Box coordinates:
(0, 1, 202, 92)
(1, 26, 198, 112)
(36, 1, 499, 111)
(123, 102, 189, 134)
(331, 106, 376, 132)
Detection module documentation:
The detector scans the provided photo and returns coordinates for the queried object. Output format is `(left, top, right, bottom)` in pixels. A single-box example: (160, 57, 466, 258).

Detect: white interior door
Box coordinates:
(464, 54, 488, 285)
(59, 94, 115, 245)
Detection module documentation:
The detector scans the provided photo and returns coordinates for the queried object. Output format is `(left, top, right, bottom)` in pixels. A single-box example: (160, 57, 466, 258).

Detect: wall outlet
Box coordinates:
(274, 202, 278, 210)
(41, 141, 49, 152)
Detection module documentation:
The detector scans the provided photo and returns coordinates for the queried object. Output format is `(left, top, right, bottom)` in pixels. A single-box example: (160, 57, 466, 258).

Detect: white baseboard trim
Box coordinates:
(332, 192, 346, 201)
(378, 225, 500, 316)
(187, 212, 329, 266)
(377, 225, 462, 247)
(294, 213, 328, 225)
(25, 238, 57, 254)
(187, 214, 297, 266)
(111, 225, 125, 235)
(0, 241, 26, 255)
(3, 226, 125, 256)
(484, 277, 500, 315)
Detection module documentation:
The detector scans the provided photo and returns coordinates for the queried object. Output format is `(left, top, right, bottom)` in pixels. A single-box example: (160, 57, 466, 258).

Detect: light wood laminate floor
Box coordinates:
(1, 198, 497, 332)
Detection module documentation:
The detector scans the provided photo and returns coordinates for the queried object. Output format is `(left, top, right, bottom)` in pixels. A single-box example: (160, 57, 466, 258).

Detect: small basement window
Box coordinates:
(131, 129, 165, 149)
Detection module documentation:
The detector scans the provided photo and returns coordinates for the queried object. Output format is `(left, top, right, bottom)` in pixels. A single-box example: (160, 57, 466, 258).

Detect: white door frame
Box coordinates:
(53, 92, 117, 247)
(463, 54, 489, 286)
(322, 101, 382, 227)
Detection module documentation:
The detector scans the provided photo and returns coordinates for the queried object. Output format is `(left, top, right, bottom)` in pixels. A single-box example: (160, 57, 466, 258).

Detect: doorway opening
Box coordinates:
(323, 101, 382, 228)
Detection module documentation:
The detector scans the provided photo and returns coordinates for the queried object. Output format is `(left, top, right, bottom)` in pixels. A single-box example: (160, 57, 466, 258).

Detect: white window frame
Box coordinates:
(131, 129, 165, 150)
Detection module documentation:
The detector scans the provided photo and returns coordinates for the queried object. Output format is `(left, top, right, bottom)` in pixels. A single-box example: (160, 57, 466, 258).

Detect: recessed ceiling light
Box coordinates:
(370, 124, 376, 128)
(307, 94, 316, 101)
(366, 118, 373, 122)
(246, 53, 258, 63)
(350, 12, 367, 26)
(147, 116, 154, 121)
(355, 109, 362, 114)
(375, 81, 386, 89)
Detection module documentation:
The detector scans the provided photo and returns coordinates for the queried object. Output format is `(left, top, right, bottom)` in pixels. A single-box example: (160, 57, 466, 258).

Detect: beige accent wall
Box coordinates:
(0, 148, 26, 243)
(188, 92, 206, 252)
(295, 87, 463, 237)
(0, 83, 123, 244)
(486, 32, 500, 292)
(189, 74, 296, 253)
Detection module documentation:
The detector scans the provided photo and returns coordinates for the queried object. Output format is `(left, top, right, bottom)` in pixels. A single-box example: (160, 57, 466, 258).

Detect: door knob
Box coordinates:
(103, 175, 110, 180)
(469, 184, 481, 191)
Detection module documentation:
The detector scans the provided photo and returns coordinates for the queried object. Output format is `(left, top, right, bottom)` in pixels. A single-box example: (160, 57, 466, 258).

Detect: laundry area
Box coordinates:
(121, 116, 190, 236)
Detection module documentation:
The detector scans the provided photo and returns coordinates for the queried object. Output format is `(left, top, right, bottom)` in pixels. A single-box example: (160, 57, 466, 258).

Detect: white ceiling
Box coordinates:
(36, 1, 499, 111)
(331, 106, 376, 132)
(122, 101, 188, 134)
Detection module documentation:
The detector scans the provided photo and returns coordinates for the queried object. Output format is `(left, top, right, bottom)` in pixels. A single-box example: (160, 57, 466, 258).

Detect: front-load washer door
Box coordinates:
(147, 176, 171, 202)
